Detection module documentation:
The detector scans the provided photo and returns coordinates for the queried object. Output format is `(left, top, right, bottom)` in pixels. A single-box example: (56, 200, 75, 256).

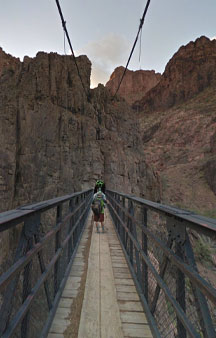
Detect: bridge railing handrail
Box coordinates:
(108, 193, 216, 303)
(107, 189, 216, 338)
(0, 189, 93, 338)
(0, 189, 92, 232)
(108, 189, 216, 238)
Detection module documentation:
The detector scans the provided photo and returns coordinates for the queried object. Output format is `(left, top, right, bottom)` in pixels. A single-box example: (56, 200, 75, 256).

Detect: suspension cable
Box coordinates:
(113, 0, 151, 99)
(139, 27, 143, 68)
(55, 0, 89, 98)
(55, 0, 104, 141)
(63, 31, 68, 116)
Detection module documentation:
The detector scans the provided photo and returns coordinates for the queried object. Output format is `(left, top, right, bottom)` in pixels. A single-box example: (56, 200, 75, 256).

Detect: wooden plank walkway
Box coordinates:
(48, 211, 153, 338)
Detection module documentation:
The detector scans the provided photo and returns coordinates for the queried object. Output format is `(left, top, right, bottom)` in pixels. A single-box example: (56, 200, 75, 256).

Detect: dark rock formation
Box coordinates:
(106, 66, 161, 105)
(204, 158, 216, 196)
(0, 47, 20, 76)
(204, 131, 216, 195)
(0, 49, 160, 213)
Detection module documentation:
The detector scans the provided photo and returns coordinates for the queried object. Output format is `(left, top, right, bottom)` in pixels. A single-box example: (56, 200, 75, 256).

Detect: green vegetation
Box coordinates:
(171, 202, 216, 220)
(201, 209, 216, 219)
(166, 298, 175, 317)
(185, 277, 192, 293)
(161, 175, 169, 191)
(194, 237, 213, 265)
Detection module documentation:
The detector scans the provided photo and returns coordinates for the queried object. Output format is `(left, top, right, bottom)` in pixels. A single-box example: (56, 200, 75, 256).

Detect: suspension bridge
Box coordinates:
(0, 189, 216, 338)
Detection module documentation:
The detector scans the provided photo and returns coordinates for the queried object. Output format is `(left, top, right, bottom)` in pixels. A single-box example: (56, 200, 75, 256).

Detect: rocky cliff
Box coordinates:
(134, 36, 216, 112)
(1, 34, 216, 219)
(105, 66, 161, 105)
(131, 36, 216, 215)
(0, 47, 20, 76)
(0, 48, 160, 213)
(138, 86, 216, 215)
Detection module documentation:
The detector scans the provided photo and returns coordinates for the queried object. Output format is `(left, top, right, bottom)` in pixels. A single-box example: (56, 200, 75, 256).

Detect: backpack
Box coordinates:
(92, 197, 103, 216)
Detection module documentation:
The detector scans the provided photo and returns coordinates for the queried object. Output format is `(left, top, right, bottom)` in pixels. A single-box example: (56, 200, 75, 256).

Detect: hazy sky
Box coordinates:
(0, 1, 215, 87)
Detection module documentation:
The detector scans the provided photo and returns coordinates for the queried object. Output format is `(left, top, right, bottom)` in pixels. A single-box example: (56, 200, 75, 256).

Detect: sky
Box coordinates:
(0, 1, 215, 88)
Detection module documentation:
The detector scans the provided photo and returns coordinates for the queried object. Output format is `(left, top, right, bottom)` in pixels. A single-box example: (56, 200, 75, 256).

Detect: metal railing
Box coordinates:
(0, 189, 93, 338)
(107, 190, 216, 338)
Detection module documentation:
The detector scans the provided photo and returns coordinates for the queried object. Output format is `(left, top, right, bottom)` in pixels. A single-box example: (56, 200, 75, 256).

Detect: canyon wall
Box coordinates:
(133, 36, 216, 112)
(0, 49, 160, 213)
(106, 66, 161, 105)
(1, 35, 216, 217)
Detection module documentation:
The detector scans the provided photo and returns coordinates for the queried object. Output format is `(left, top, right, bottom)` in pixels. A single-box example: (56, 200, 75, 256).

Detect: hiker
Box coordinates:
(92, 188, 107, 233)
(94, 179, 106, 194)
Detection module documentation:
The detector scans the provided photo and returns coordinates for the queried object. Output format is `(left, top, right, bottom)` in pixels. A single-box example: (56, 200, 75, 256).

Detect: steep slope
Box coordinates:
(138, 85, 216, 216)
(124, 35, 216, 216)
(134, 36, 216, 112)
(106, 66, 161, 105)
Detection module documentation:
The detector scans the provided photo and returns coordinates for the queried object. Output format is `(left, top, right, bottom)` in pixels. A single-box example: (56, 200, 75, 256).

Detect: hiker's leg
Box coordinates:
(100, 213, 105, 232)
(94, 214, 100, 232)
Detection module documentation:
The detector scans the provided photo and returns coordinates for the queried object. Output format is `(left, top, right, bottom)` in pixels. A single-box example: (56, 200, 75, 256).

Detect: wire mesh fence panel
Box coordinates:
(22, 254, 51, 338)
(188, 232, 216, 288)
(155, 295, 177, 338)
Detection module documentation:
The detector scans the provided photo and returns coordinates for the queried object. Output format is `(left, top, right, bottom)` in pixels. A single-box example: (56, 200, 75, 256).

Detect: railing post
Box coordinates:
(54, 204, 62, 296)
(142, 207, 148, 302)
(171, 218, 187, 338)
(117, 194, 120, 235)
(113, 193, 117, 231)
(122, 197, 126, 247)
(21, 213, 41, 338)
(0, 229, 28, 336)
(34, 233, 52, 311)
(75, 195, 80, 242)
(79, 194, 84, 230)
(118, 196, 123, 242)
(115, 193, 119, 232)
(68, 198, 74, 262)
(151, 216, 174, 314)
(21, 238, 33, 338)
(129, 203, 142, 285)
(128, 200, 134, 266)
(176, 240, 186, 338)
(184, 233, 215, 338)
(125, 198, 129, 254)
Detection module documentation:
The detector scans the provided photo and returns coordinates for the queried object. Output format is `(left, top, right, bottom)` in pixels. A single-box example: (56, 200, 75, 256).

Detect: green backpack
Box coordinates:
(92, 196, 103, 216)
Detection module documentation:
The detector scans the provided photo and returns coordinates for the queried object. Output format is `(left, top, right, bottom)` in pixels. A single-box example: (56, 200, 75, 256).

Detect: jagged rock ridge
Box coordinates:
(105, 66, 161, 105)
(134, 36, 216, 112)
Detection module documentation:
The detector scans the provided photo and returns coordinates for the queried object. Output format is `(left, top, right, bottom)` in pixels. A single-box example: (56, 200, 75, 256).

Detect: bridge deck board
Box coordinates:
(48, 211, 153, 338)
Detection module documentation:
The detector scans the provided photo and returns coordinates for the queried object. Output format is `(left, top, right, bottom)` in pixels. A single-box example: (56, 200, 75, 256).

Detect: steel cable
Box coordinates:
(113, 0, 151, 99)
(55, 0, 104, 139)
(55, 0, 89, 98)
